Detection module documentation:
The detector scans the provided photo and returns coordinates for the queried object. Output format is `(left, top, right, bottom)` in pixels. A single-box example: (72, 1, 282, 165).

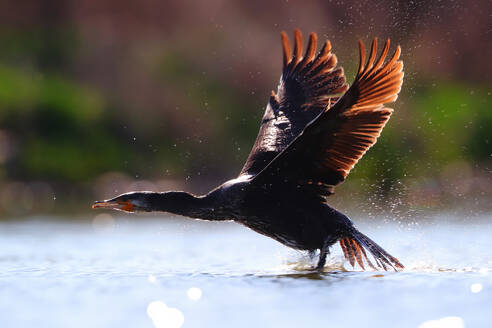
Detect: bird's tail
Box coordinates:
(339, 228, 404, 271)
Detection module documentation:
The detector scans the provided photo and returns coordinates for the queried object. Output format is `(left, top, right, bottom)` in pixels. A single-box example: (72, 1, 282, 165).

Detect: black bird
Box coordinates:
(93, 30, 404, 271)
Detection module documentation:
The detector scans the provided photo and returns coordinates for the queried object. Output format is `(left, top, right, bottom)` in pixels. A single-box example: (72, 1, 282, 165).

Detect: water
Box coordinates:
(0, 214, 490, 328)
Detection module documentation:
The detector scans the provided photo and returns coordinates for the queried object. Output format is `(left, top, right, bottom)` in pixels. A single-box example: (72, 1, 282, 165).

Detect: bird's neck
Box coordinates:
(147, 191, 225, 220)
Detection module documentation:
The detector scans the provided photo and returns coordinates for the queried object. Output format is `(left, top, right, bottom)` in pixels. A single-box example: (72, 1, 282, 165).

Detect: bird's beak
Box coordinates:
(92, 200, 135, 212)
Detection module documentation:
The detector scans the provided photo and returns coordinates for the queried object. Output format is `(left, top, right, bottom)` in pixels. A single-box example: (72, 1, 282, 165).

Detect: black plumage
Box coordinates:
(93, 30, 404, 271)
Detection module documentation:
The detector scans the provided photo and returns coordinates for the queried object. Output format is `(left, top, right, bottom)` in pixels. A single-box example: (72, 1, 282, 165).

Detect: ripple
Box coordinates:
(1, 218, 491, 328)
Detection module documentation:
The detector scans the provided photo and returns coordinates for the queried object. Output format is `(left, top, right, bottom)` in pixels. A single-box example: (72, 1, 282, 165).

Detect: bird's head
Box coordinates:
(92, 191, 154, 213)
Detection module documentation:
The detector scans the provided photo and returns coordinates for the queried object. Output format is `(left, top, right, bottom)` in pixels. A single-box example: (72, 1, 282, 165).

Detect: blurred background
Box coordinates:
(0, 0, 490, 218)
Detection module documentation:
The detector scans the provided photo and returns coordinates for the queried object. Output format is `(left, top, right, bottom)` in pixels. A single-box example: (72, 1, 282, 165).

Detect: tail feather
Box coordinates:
(350, 239, 366, 270)
(339, 228, 404, 271)
(341, 238, 365, 269)
(353, 239, 377, 270)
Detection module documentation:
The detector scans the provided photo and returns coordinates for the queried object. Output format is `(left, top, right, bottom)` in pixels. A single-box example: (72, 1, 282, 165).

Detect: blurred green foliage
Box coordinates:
(350, 82, 491, 192)
(1, 55, 490, 186)
(0, 6, 490, 215)
(0, 64, 131, 181)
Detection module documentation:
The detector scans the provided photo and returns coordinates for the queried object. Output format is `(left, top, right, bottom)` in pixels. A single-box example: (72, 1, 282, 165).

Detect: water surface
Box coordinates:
(1, 214, 490, 328)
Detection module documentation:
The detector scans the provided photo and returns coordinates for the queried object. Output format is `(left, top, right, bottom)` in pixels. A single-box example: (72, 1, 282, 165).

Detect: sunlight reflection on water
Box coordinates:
(418, 316, 465, 328)
(147, 301, 184, 328)
(148, 274, 157, 284)
(470, 283, 483, 293)
(0, 214, 491, 328)
(187, 287, 202, 301)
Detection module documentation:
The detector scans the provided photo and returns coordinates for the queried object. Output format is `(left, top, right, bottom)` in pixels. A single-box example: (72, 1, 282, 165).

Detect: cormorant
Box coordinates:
(93, 30, 404, 271)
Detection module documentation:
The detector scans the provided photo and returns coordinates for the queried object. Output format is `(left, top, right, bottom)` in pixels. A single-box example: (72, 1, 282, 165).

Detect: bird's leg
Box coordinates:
(315, 240, 330, 271)
(308, 250, 318, 260)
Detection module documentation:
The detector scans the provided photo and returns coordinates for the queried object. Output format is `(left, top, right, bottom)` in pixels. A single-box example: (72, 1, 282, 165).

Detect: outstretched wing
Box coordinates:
(252, 38, 404, 196)
(240, 30, 348, 176)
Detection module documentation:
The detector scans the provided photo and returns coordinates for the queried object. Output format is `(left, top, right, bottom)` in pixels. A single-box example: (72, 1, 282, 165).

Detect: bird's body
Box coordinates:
(94, 30, 405, 271)
(212, 177, 342, 251)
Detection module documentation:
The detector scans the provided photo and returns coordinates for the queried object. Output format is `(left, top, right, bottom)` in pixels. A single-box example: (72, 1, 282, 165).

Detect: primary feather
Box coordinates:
(251, 37, 404, 197)
(240, 30, 348, 176)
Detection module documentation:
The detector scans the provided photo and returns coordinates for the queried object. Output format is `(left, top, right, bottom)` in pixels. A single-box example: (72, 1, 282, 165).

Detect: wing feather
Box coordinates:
(240, 30, 348, 176)
(252, 38, 404, 196)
